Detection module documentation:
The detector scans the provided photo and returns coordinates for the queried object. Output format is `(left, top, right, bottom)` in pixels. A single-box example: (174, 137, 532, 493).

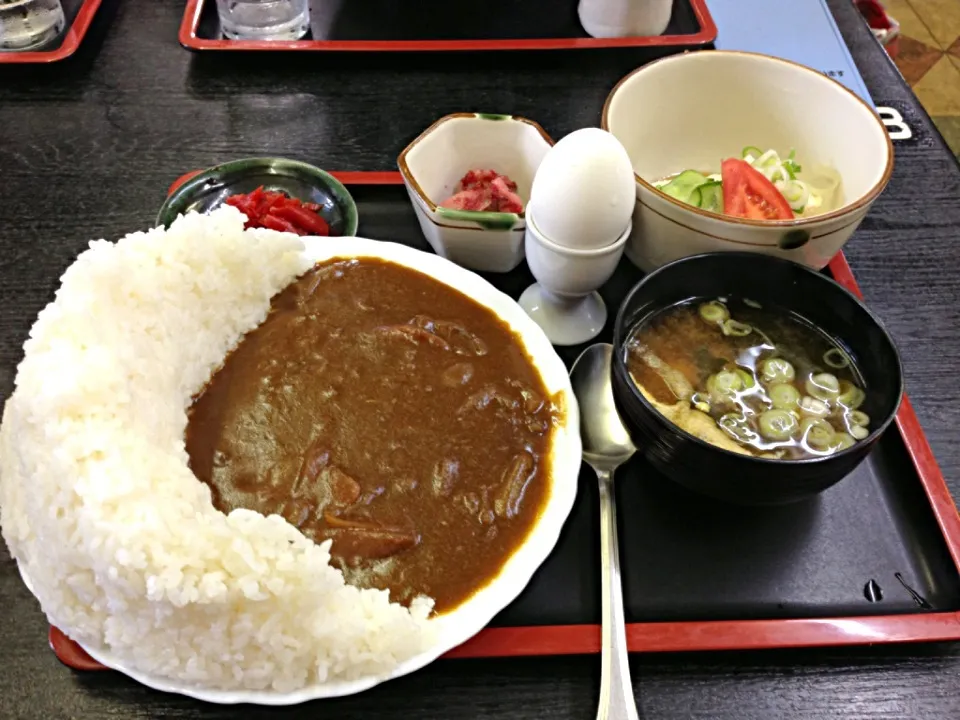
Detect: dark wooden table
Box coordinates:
(2, 0, 960, 718)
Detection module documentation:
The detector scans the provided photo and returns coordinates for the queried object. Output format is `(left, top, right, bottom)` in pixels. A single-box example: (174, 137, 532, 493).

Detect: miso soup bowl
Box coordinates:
(610, 252, 904, 506)
(601, 51, 894, 273)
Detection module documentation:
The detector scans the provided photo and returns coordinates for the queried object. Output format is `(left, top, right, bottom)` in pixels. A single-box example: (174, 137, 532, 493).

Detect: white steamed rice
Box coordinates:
(0, 206, 434, 692)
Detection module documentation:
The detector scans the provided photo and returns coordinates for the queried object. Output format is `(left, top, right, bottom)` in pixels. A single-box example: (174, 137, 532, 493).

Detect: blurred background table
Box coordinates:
(1, 0, 959, 718)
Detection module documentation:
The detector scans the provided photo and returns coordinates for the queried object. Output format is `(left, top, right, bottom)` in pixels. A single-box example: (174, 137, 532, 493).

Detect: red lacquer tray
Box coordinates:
(48, 171, 960, 672)
(0, 0, 103, 64)
(178, 0, 716, 53)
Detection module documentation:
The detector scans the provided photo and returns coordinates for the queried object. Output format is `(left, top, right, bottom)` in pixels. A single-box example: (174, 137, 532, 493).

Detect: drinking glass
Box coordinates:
(0, 0, 65, 51)
(215, 0, 310, 41)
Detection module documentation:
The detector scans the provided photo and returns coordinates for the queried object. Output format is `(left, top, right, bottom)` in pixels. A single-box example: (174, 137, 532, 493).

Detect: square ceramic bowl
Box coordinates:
(601, 51, 894, 272)
(398, 113, 555, 273)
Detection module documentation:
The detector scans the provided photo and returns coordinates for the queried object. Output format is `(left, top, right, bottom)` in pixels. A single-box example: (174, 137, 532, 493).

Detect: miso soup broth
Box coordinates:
(624, 297, 871, 460)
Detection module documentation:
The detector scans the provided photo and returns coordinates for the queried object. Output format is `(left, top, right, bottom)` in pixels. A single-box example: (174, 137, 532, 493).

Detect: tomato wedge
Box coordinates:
(721, 158, 794, 221)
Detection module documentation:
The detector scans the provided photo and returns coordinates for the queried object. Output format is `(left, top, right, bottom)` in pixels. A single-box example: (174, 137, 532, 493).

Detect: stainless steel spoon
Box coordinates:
(570, 343, 639, 720)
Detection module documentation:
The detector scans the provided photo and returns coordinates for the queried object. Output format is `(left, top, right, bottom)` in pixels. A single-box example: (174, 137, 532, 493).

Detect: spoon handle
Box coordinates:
(595, 468, 640, 720)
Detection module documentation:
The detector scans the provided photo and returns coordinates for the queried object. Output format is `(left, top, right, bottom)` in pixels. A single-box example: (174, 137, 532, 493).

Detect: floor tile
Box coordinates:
(886, 0, 939, 47)
(931, 115, 960, 157)
(894, 35, 944, 84)
(905, 0, 960, 50)
(911, 55, 960, 114)
(948, 52, 960, 79)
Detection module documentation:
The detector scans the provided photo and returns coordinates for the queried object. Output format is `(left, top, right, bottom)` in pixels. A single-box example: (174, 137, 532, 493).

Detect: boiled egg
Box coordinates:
(529, 128, 635, 250)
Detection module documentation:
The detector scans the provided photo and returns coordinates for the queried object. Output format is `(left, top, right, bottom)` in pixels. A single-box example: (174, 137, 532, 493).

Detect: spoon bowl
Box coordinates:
(571, 343, 636, 470)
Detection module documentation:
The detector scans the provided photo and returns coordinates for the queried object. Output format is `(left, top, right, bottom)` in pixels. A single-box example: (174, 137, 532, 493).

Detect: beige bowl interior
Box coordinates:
(402, 115, 553, 209)
(604, 52, 890, 210)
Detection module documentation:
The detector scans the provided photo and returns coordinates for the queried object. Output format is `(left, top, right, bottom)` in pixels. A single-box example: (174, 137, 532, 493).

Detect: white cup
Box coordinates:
(577, 0, 673, 39)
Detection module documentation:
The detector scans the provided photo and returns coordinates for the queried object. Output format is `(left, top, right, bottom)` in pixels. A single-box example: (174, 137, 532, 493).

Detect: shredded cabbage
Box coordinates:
(741, 147, 840, 215)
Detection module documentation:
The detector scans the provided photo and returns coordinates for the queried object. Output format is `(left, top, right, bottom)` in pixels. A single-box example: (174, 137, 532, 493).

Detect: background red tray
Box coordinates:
(48, 171, 960, 673)
(178, 0, 716, 53)
(0, 0, 103, 64)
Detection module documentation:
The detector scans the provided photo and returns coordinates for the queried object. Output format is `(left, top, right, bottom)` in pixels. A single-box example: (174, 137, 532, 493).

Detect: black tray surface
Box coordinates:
(195, 0, 705, 43)
(350, 182, 960, 628)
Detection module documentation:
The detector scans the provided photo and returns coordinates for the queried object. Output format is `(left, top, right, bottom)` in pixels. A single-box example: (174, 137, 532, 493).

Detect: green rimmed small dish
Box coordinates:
(398, 113, 555, 274)
(157, 158, 359, 236)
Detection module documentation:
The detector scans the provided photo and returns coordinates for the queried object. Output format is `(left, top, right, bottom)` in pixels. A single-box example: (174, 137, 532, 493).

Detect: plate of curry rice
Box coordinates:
(4, 209, 581, 704)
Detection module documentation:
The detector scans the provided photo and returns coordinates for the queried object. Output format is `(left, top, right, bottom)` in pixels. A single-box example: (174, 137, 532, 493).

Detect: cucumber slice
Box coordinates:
(659, 170, 709, 205)
(698, 181, 723, 213)
(742, 146, 763, 160)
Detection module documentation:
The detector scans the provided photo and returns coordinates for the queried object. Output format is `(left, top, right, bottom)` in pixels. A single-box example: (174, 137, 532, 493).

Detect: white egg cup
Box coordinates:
(519, 210, 629, 346)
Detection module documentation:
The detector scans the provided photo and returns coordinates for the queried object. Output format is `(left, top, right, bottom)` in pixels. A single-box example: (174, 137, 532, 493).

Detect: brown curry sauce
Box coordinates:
(186, 258, 560, 613)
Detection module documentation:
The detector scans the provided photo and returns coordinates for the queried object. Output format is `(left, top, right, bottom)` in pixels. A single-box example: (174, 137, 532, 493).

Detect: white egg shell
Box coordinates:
(529, 128, 636, 250)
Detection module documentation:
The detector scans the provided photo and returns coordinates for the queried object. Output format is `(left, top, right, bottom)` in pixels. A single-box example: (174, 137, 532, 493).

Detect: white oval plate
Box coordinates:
(26, 236, 582, 705)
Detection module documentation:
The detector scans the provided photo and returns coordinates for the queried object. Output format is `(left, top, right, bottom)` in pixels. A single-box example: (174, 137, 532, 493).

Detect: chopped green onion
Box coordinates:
(721, 319, 753, 337)
(698, 301, 729, 324)
(735, 368, 757, 390)
(837, 381, 865, 409)
(832, 432, 856, 451)
(779, 180, 809, 211)
(783, 159, 802, 178)
(800, 417, 836, 449)
(760, 357, 796, 385)
(755, 149, 779, 169)
(799, 395, 830, 418)
(768, 383, 801, 410)
(823, 348, 850, 369)
(848, 410, 870, 427)
(850, 425, 870, 440)
(805, 372, 840, 401)
(708, 369, 744, 397)
(758, 409, 799, 441)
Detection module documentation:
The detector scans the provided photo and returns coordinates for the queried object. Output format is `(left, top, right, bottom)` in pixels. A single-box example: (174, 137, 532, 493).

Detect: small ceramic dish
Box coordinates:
(397, 113, 555, 273)
(610, 252, 904, 506)
(601, 50, 894, 272)
(157, 157, 359, 236)
(518, 205, 629, 347)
